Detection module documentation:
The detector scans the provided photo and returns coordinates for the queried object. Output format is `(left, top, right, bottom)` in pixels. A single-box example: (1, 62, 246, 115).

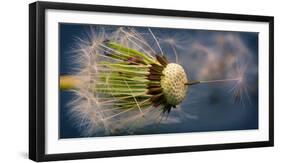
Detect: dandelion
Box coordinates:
(60, 27, 246, 136)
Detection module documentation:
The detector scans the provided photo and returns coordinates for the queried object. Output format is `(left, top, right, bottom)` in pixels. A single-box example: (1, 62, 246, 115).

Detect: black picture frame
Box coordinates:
(29, 1, 274, 162)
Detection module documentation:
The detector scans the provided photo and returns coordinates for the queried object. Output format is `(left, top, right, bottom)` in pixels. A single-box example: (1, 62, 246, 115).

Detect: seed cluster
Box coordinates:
(161, 63, 188, 106)
(146, 55, 188, 113)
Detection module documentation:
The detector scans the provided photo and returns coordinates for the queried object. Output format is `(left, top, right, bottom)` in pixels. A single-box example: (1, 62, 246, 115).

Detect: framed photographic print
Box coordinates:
(29, 1, 274, 162)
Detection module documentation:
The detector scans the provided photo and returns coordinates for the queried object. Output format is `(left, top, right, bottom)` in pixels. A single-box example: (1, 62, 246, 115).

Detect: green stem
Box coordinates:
(60, 75, 81, 90)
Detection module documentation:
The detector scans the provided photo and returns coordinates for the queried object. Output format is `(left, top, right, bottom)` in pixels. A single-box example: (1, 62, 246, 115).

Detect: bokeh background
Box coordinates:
(59, 23, 258, 138)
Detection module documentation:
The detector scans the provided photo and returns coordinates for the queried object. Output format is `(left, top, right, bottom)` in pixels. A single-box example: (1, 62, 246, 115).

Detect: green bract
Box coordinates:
(91, 41, 189, 114)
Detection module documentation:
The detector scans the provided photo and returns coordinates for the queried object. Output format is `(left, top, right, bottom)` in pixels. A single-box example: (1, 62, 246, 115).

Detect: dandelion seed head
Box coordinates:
(67, 27, 188, 136)
(161, 63, 188, 105)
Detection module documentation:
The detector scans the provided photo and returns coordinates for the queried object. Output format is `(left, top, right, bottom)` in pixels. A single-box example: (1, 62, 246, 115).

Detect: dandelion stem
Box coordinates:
(60, 75, 81, 90)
